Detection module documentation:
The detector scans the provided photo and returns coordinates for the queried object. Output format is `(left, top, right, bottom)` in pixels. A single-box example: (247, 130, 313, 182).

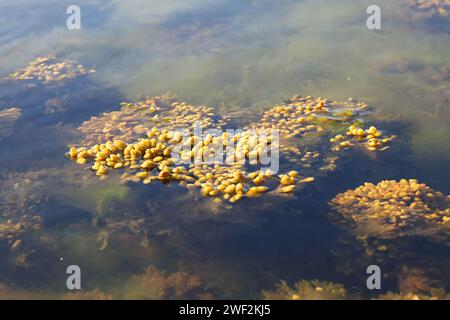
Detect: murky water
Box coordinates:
(0, 0, 449, 299)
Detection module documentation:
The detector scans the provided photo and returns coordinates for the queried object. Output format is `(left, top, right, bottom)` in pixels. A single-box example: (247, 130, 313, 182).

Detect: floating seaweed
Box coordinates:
(330, 179, 450, 247)
(66, 95, 395, 210)
(262, 280, 352, 300)
(0, 107, 21, 141)
(5, 55, 95, 83)
(77, 95, 226, 146)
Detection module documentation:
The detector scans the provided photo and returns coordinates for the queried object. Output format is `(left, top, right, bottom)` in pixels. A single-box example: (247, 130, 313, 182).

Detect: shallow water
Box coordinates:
(0, 0, 449, 299)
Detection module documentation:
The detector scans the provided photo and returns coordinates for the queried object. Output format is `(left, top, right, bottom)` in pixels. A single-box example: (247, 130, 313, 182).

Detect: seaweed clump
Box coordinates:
(122, 266, 205, 299)
(66, 94, 395, 205)
(262, 278, 450, 300)
(375, 289, 450, 300)
(410, 0, 450, 19)
(77, 96, 226, 146)
(0, 107, 21, 141)
(262, 280, 351, 300)
(330, 179, 450, 246)
(5, 55, 95, 83)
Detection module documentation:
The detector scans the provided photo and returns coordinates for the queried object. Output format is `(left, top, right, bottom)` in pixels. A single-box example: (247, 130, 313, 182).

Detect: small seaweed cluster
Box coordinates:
(248, 95, 368, 139)
(0, 107, 21, 140)
(330, 125, 395, 152)
(411, 0, 450, 18)
(330, 179, 450, 244)
(123, 266, 205, 299)
(244, 95, 392, 173)
(376, 289, 450, 300)
(0, 215, 42, 267)
(0, 215, 42, 253)
(78, 96, 225, 146)
(5, 55, 95, 83)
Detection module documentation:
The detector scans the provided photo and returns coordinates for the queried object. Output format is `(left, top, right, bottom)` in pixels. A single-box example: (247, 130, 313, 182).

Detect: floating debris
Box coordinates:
(262, 280, 351, 300)
(5, 55, 95, 83)
(330, 179, 450, 245)
(0, 107, 21, 141)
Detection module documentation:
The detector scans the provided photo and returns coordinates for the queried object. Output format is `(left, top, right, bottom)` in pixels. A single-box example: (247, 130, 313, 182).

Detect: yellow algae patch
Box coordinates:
(330, 179, 450, 244)
(6, 55, 95, 83)
(330, 125, 395, 152)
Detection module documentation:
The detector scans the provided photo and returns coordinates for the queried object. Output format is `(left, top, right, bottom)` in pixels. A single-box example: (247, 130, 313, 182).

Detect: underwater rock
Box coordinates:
(0, 107, 21, 141)
(330, 179, 450, 246)
(5, 55, 95, 84)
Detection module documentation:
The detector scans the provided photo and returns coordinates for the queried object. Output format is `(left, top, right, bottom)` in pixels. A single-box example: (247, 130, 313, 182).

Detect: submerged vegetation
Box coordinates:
(5, 55, 95, 83)
(0, 107, 21, 141)
(262, 279, 450, 300)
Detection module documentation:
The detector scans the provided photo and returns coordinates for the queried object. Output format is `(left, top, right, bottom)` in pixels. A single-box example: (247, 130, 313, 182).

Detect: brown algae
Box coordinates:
(330, 179, 450, 245)
(67, 94, 395, 204)
(6, 55, 95, 83)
